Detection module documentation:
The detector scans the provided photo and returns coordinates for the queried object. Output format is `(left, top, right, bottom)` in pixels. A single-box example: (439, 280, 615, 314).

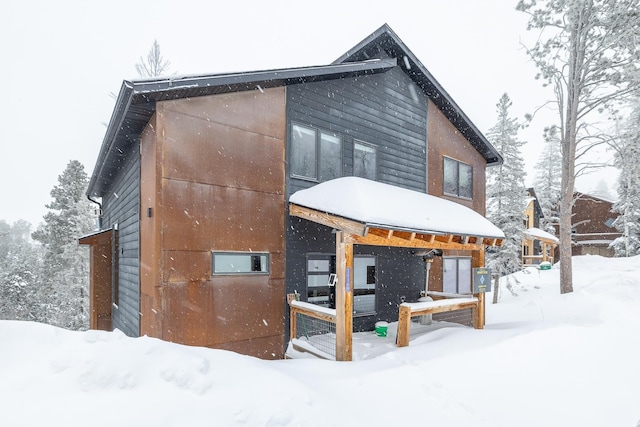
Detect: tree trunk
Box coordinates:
(492, 274, 500, 304)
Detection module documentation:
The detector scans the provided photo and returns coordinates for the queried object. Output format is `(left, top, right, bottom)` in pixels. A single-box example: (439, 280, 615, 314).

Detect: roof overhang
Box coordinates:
(289, 177, 504, 250)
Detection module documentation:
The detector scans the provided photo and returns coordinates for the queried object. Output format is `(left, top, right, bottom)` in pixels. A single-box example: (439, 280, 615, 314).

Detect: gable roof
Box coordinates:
(88, 24, 502, 198)
(526, 188, 544, 218)
(334, 24, 502, 166)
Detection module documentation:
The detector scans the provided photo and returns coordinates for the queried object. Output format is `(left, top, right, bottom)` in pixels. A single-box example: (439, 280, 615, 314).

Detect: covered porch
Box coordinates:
(287, 177, 504, 361)
(522, 227, 559, 267)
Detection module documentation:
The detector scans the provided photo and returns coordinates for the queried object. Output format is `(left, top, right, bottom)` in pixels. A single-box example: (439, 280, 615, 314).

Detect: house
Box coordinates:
(570, 192, 620, 257)
(522, 187, 558, 266)
(80, 24, 504, 361)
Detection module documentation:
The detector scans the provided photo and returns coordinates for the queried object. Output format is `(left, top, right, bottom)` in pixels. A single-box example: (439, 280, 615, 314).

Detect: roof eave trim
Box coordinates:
(86, 81, 134, 197)
(130, 58, 398, 97)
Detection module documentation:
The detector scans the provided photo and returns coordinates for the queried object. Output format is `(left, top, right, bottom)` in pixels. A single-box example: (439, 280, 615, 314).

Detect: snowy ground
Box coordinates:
(1, 255, 639, 426)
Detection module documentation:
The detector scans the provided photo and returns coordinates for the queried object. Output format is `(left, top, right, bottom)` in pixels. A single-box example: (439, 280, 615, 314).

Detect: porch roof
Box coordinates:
(524, 227, 559, 245)
(289, 177, 504, 250)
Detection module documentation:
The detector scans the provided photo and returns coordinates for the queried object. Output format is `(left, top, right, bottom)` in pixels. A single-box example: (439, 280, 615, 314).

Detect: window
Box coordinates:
(443, 257, 472, 294)
(306, 254, 377, 315)
(212, 252, 269, 274)
(354, 141, 377, 180)
(443, 157, 473, 199)
(306, 255, 336, 307)
(353, 256, 376, 315)
(291, 123, 342, 181)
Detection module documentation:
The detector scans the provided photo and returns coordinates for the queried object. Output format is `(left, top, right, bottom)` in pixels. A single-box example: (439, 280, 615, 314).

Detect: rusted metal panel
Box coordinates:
(161, 88, 286, 139)
(142, 88, 287, 358)
(79, 230, 113, 331)
(162, 250, 285, 284)
(161, 116, 285, 194)
(427, 99, 487, 214)
(161, 278, 286, 357)
(161, 180, 285, 252)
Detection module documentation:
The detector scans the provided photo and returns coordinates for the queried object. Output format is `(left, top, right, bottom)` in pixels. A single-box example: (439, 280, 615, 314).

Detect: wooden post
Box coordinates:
(396, 305, 412, 347)
(472, 247, 486, 329)
(335, 231, 354, 361)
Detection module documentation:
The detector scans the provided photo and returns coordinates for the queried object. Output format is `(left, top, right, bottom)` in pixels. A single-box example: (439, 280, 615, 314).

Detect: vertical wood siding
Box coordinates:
(101, 144, 140, 337)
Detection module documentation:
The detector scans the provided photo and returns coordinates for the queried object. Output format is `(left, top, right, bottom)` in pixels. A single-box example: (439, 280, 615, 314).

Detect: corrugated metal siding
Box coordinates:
(101, 141, 140, 337)
(285, 67, 429, 336)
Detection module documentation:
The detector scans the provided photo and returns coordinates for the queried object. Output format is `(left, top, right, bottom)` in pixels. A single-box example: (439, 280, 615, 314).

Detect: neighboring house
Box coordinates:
(522, 188, 558, 266)
(570, 192, 621, 257)
(80, 24, 504, 360)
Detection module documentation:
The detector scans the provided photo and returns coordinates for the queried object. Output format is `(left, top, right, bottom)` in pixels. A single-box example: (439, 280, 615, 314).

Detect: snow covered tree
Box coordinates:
(135, 39, 171, 78)
(31, 160, 96, 330)
(610, 98, 640, 256)
(485, 94, 528, 302)
(533, 125, 562, 234)
(0, 220, 42, 321)
(518, 0, 640, 294)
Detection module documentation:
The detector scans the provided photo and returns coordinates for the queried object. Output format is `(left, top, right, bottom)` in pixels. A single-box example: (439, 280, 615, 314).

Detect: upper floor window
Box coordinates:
(291, 123, 342, 181)
(443, 157, 473, 199)
(212, 252, 269, 275)
(354, 141, 377, 180)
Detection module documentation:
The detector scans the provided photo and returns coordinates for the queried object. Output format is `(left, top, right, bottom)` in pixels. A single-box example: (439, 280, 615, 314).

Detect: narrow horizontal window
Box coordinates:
(212, 252, 269, 275)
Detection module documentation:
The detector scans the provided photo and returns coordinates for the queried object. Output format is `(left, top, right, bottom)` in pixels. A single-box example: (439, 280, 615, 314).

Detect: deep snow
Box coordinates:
(1, 255, 639, 426)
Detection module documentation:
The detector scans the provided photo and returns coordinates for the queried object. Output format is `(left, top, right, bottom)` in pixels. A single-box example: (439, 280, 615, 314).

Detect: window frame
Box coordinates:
(290, 122, 342, 182)
(442, 256, 472, 295)
(353, 140, 377, 181)
(443, 156, 473, 199)
(305, 253, 377, 316)
(212, 251, 270, 275)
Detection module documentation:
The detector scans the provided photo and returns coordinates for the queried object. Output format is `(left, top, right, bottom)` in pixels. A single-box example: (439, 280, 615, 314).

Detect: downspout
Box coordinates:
(87, 195, 103, 229)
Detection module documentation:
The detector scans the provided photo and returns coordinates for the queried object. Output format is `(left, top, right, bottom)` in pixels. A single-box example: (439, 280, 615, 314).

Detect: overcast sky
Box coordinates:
(1, 0, 617, 227)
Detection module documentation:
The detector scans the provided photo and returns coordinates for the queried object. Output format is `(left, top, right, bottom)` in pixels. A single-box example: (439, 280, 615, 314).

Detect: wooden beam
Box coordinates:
(289, 204, 367, 236)
(335, 231, 353, 361)
(346, 229, 484, 251)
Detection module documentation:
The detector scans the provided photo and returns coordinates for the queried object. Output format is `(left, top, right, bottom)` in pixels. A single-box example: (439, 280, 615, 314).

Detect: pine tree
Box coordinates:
(485, 94, 528, 302)
(31, 160, 96, 329)
(0, 220, 42, 320)
(611, 98, 640, 257)
(533, 125, 562, 234)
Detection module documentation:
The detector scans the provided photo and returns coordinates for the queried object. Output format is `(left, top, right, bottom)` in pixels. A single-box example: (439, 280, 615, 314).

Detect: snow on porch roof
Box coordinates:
(524, 227, 559, 244)
(289, 177, 505, 240)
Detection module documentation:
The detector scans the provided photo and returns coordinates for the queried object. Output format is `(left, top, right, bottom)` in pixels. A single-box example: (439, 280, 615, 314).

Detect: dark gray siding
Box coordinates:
(287, 67, 428, 194)
(101, 142, 140, 337)
(285, 67, 429, 337)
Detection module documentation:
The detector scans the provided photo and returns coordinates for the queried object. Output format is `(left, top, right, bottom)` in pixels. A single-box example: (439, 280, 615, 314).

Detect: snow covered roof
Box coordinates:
(289, 177, 505, 240)
(524, 227, 559, 244)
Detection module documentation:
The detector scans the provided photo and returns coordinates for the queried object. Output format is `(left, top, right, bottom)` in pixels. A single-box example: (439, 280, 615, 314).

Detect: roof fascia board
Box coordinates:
(86, 81, 134, 197)
(130, 59, 397, 100)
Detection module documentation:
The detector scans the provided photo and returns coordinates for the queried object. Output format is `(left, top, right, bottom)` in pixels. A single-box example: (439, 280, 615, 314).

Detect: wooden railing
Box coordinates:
(396, 295, 479, 347)
(288, 296, 337, 359)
